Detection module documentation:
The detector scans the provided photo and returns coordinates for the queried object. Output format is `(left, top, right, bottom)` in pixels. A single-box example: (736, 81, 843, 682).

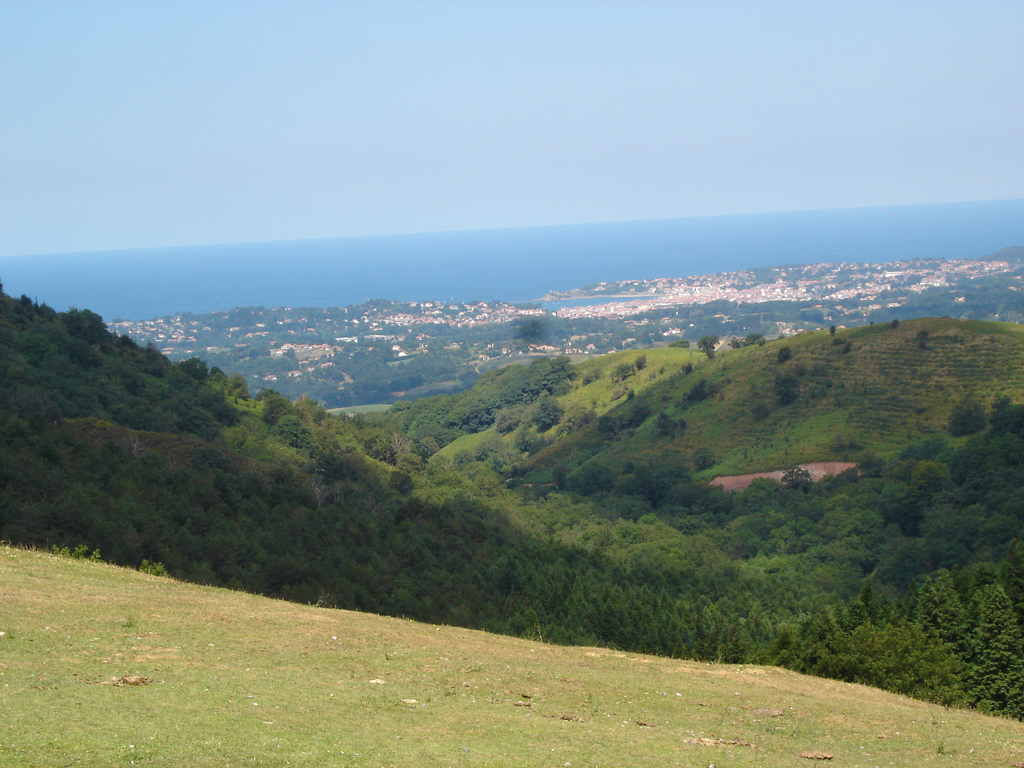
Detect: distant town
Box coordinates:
(109, 254, 1023, 407)
(543, 256, 1016, 319)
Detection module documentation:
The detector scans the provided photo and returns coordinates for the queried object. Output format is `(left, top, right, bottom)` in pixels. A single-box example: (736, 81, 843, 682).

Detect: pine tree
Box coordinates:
(1000, 538, 1024, 630)
(966, 583, 1024, 718)
(916, 571, 967, 658)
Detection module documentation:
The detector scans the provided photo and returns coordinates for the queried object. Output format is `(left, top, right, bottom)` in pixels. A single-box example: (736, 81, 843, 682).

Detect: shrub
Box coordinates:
(52, 544, 102, 561)
(692, 447, 716, 470)
(686, 378, 718, 403)
(139, 559, 169, 577)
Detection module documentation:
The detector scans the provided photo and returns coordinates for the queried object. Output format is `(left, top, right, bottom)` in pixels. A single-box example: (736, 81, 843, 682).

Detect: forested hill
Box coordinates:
(2, 284, 1024, 717)
(0, 294, 240, 438)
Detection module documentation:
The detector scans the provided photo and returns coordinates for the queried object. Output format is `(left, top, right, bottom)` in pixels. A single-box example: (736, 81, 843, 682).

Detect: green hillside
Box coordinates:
(499, 318, 1024, 482)
(4, 284, 1024, 718)
(3, 544, 1022, 768)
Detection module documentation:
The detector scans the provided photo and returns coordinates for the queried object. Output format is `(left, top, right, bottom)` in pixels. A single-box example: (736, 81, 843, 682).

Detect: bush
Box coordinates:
(139, 559, 168, 577)
(692, 447, 716, 471)
(686, 378, 716, 403)
(52, 544, 102, 561)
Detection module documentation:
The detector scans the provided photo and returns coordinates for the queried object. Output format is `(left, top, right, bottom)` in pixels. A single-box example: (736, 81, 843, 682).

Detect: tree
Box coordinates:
(62, 307, 109, 346)
(1000, 539, 1024, 630)
(612, 362, 634, 382)
(774, 372, 800, 404)
(917, 571, 967, 657)
(493, 406, 524, 434)
(697, 335, 719, 358)
(782, 466, 812, 492)
(533, 397, 563, 432)
(949, 398, 987, 436)
(256, 389, 291, 425)
(966, 583, 1024, 717)
(567, 461, 615, 494)
(178, 356, 210, 382)
(819, 621, 964, 705)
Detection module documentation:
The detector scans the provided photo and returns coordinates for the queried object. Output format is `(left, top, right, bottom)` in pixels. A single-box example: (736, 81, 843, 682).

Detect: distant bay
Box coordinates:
(1, 199, 1021, 321)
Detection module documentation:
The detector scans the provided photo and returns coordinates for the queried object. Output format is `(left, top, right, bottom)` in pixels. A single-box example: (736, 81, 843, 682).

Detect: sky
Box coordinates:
(1, 0, 1022, 259)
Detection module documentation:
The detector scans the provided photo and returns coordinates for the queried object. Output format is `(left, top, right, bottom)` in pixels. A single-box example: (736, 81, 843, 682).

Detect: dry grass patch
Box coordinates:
(2, 544, 1023, 767)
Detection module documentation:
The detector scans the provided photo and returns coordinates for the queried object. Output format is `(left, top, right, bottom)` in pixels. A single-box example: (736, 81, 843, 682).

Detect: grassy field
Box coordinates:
(329, 403, 394, 416)
(3, 544, 1023, 767)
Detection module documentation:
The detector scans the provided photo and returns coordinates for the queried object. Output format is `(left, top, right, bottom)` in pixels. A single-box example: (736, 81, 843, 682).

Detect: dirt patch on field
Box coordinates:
(711, 462, 856, 492)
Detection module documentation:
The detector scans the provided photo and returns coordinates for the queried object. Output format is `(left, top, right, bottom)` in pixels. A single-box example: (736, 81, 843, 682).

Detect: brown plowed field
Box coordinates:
(711, 461, 857, 491)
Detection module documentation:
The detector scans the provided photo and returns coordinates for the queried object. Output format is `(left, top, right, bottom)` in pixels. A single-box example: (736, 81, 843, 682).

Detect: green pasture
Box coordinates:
(2, 545, 1022, 767)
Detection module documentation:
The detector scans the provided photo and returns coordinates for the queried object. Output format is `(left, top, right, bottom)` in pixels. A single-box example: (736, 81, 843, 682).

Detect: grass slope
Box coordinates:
(3, 545, 1022, 767)
(525, 318, 1024, 480)
(437, 347, 696, 461)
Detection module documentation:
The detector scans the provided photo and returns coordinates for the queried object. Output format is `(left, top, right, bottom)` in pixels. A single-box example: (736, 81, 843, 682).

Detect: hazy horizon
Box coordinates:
(2, 200, 1021, 321)
(1, 197, 1019, 261)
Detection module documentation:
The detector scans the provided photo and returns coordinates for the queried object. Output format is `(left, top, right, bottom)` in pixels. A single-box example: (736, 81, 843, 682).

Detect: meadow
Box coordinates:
(3, 544, 1022, 767)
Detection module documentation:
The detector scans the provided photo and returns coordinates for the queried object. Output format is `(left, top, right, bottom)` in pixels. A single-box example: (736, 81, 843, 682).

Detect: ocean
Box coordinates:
(1, 200, 1022, 321)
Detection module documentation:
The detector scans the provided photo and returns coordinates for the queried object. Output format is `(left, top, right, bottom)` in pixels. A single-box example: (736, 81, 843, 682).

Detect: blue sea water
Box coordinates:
(1, 200, 1022, 321)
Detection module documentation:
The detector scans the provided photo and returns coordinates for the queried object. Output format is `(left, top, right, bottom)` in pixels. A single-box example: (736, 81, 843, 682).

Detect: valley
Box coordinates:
(6, 3, 1023, 764)
(2, 268, 1024, 761)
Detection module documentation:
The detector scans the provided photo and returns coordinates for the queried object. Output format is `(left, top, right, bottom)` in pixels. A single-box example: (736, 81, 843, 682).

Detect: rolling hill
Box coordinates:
(424, 317, 1024, 483)
(3, 283, 1024, 719)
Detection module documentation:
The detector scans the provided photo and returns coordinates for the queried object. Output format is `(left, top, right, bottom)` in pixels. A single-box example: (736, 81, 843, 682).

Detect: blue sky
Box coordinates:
(1, 0, 1021, 258)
